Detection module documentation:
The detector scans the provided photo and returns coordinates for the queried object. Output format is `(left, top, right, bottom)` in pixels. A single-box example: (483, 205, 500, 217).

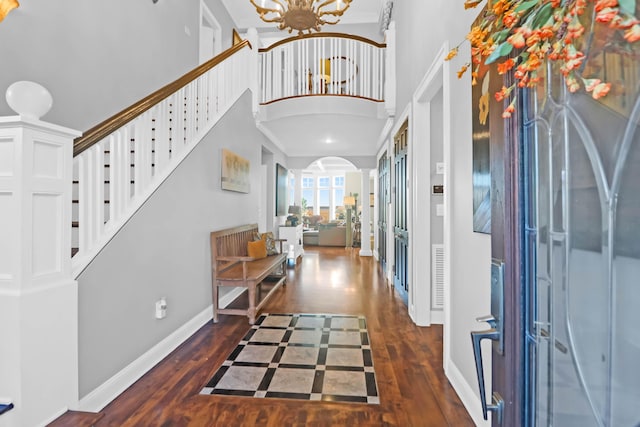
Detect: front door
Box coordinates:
(393, 121, 409, 304)
(522, 34, 640, 426)
(473, 20, 640, 427)
(378, 152, 389, 273)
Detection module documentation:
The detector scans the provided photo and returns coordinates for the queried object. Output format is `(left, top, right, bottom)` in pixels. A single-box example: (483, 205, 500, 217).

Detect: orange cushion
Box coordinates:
(247, 239, 267, 259)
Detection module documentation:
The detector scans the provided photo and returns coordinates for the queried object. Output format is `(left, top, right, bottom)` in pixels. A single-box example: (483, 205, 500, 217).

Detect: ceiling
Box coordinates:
(220, 0, 386, 32)
(221, 1, 391, 168)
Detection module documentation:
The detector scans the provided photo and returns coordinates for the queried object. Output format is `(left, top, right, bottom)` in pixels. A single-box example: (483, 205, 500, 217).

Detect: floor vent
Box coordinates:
(432, 244, 445, 309)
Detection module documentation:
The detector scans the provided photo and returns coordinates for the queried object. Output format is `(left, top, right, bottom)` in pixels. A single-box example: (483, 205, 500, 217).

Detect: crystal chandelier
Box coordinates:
(249, 0, 353, 35)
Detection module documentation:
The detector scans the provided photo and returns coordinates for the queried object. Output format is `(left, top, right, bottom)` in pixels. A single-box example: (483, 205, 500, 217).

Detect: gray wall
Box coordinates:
(392, 0, 492, 408)
(76, 92, 284, 397)
(0, 0, 235, 131)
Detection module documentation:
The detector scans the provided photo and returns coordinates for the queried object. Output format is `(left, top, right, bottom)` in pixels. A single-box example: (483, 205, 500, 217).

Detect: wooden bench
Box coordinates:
(210, 224, 287, 324)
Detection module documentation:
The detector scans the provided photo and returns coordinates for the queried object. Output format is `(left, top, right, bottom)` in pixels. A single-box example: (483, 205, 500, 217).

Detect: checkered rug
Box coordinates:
(200, 313, 380, 404)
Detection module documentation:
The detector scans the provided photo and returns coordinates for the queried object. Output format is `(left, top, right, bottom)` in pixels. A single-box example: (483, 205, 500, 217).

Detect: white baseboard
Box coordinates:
(78, 305, 213, 413)
(77, 287, 247, 413)
(445, 360, 489, 427)
(431, 309, 444, 324)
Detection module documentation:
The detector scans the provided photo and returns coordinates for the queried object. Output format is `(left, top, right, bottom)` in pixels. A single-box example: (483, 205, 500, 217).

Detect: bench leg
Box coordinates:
(212, 281, 219, 323)
(247, 285, 257, 325)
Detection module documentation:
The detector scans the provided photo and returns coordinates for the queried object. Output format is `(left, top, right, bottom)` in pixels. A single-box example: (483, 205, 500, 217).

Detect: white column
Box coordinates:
(293, 168, 303, 208)
(0, 83, 81, 426)
(360, 168, 373, 256)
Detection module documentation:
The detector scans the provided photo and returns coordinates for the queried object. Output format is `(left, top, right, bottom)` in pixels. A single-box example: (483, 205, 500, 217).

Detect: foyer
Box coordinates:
(51, 247, 474, 427)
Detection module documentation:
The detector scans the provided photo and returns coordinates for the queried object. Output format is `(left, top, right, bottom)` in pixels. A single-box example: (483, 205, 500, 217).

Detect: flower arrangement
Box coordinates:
(447, 0, 640, 117)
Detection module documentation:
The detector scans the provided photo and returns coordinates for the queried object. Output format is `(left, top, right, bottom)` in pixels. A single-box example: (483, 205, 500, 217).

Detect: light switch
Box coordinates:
(436, 204, 444, 216)
(436, 162, 445, 175)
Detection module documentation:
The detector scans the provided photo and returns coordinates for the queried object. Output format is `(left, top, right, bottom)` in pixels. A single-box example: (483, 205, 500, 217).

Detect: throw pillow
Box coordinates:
(247, 239, 267, 259)
(254, 231, 278, 255)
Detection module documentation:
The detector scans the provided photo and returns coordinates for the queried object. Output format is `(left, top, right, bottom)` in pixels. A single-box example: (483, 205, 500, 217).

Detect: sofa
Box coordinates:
(302, 220, 348, 247)
(318, 225, 347, 246)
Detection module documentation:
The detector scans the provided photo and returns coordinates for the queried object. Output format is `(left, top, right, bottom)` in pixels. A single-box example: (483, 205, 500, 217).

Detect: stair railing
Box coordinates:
(71, 40, 253, 277)
(258, 33, 386, 104)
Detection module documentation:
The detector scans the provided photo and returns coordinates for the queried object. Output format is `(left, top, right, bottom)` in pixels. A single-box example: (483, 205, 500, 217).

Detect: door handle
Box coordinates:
(471, 315, 504, 425)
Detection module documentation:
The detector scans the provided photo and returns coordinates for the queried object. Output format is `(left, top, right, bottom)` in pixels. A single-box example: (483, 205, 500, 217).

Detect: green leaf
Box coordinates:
(515, 0, 539, 13)
(484, 41, 514, 65)
(619, 0, 636, 15)
(531, 3, 553, 28)
(493, 28, 511, 43)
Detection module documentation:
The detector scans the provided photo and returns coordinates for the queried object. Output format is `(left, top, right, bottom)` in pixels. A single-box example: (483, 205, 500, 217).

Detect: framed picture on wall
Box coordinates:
(221, 148, 250, 193)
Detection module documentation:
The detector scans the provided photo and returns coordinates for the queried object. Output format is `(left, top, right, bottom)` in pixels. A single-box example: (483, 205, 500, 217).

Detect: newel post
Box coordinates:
(246, 27, 260, 117)
(0, 82, 80, 426)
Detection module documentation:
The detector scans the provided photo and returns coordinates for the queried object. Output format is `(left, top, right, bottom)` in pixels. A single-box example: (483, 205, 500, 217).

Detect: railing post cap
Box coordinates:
(5, 80, 53, 120)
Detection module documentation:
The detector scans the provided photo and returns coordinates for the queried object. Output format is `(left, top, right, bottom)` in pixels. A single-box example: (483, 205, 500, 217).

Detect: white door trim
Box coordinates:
(199, 0, 222, 64)
(410, 42, 451, 334)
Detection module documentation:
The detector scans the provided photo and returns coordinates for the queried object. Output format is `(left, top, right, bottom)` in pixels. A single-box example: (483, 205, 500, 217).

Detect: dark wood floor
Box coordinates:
(51, 247, 474, 427)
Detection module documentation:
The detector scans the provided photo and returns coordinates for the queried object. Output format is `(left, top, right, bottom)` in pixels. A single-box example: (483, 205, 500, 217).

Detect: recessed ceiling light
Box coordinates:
(324, 138, 334, 144)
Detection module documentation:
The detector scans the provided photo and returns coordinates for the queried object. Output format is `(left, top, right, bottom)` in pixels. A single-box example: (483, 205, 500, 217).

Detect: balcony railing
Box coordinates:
(258, 33, 386, 104)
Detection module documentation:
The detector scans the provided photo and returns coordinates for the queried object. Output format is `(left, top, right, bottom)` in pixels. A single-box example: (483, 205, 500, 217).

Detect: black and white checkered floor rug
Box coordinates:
(200, 313, 380, 404)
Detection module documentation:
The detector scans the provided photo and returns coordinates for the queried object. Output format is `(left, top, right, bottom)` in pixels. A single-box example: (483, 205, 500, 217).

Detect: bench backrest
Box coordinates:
(210, 223, 259, 262)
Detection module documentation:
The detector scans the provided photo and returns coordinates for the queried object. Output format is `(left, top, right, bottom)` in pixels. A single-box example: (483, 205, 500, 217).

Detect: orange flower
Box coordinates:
(508, 32, 526, 48)
(445, 47, 459, 61)
(624, 24, 640, 42)
(595, 0, 618, 12)
(0, 0, 19, 23)
(502, 100, 516, 119)
(497, 58, 516, 75)
(566, 75, 580, 92)
(592, 82, 612, 99)
(464, 0, 483, 9)
(583, 78, 602, 92)
(495, 85, 514, 102)
(596, 7, 619, 23)
(457, 64, 469, 79)
(503, 11, 519, 28)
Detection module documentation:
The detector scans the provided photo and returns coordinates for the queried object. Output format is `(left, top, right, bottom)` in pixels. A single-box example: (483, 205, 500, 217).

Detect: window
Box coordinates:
(299, 173, 345, 220)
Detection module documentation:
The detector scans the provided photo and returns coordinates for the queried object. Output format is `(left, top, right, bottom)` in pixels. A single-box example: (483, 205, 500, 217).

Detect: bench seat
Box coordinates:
(210, 224, 288, 324)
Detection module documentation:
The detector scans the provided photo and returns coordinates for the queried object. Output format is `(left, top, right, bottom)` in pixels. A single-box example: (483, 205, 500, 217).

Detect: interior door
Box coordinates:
(378, 152, 389, 273)
(393, 121, 409, 304)
(522, 35, 640, 426)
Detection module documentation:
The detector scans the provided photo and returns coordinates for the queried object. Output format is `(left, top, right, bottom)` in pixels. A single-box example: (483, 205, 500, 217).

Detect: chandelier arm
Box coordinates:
(318, 17, 340, 26)
(249, 0, 285, 17)
(317, 0, 352, 16)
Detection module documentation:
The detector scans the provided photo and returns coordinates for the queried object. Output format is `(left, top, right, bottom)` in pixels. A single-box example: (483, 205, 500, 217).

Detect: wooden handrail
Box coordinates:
(74, 40, 252, 157)
(258, 32, 386, 53)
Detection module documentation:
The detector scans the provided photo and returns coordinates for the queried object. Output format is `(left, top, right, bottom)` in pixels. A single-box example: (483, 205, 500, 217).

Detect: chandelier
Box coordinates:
(249, 0, 353, 35)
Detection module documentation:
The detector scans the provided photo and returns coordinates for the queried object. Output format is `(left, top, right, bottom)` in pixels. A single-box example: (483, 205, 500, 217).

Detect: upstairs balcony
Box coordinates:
(254, 32, 394, 158)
